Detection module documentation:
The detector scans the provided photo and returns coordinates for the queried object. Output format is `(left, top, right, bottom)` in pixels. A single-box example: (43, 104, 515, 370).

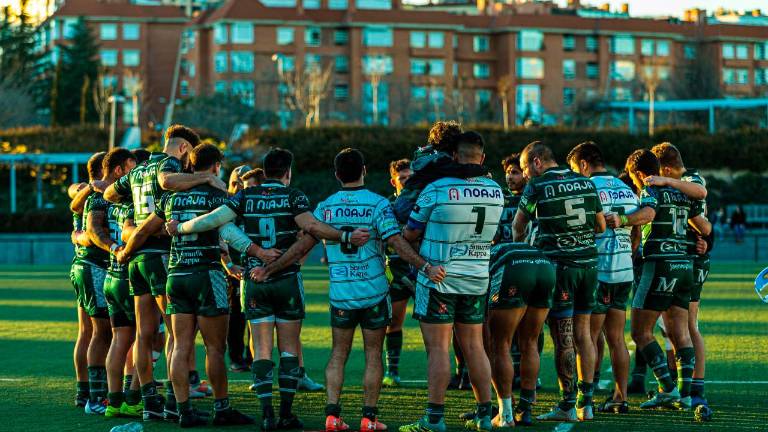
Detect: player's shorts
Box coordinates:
(71, 262, 108, 319)
(690, 256, 710, 302)
(330, 296, 392, 330)
(128, 253, 168, 297)
(387, 263, 415, 302)
(166, 267, 230, 317)
(489, 257, 555, 310)
(242, 272, 305, 322)
(550, 262, 598, 318)
(104, 272, 135, 327)
(413, 286, 486, 324)
(593, 281, 633, 314)
(632, 259, 693, 311)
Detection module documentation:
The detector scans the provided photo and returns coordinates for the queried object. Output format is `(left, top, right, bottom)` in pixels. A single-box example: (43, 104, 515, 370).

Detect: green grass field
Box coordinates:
(0, 262, 766, 431)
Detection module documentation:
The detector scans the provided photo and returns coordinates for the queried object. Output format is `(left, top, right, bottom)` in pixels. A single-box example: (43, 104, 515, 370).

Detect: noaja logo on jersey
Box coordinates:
(448, 187, 502, 200)
(245, 197, 290, 212)
(599, 190, 635, 203)
(544, 180, 595, 198)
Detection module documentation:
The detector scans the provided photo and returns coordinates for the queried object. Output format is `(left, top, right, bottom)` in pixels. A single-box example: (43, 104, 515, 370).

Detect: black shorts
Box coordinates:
(414, 287, 486, 325)
(330, 297, 391, 330)
(632, 259, 693, 311)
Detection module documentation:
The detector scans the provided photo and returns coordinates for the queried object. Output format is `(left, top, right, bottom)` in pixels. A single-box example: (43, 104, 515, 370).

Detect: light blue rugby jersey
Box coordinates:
(591, 173, 639, 283)
(407, 176, 504, 296)
(314, 186, 400, 310)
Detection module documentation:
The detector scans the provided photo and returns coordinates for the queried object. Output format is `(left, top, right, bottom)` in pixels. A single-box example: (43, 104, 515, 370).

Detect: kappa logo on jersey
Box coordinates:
(656, 277, 678, 293)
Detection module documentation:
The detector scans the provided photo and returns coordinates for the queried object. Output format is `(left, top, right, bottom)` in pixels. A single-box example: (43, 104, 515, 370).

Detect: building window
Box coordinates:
(305, 26, 321, 47)
(363, 81, 389, 125)
(563, 59, 576, 80)
(518, 30, 543, 51)
(214, 81, 227, 94)
(428, 32, 444, 48)
(363, 26, 393, 47)
(684, 44, 696, 59)
(334, 84, 349, 101)
(476, 89, 491, 106)
(755, 42, 768, 60)
(100, 49, 118, 67)
(723, 68, 749, 85)
(123, 49, 140, 67)
(517, 58, 544, 79)
(214, 23, 228, 44)
(100, 24, 117, 41)
(736, 44, 749, 60)
(722, 44, 735, 59)
(277, 27, 294, 45)
(335, 56, 349, 73)
(473, 63, 490, 79)
(357, 0, 391, 10)
(305, 54, 322, 70)
(214, 52, 228, 73)
(611, 87, 632, 101)
(453, 34, 458, 49)
(102, 75, 118, 90)
(756, 68, 767, 86)
(232, 80, 255, 106)
(473, 35, 489, 53)
(643, 65, 670, 81)
(279, 55, 295, 72)
(63, 18, 78, 39)
(611, 35, 635, 55)
(411, 59, 444, 76)
(563, 87, 575, 106)
(641, 39, 654, 56)
(303, 0, 320, 8)
(586, 62, 599, 79)
(187, 63, 196, 78)
(563, 34, 575, 51)
(329, 0, 348, 9)
(411, 86, 427, 100)
(334, 29, 349, 45)
(231, 51, 254, 73)
(123, 23, 140, 41)
(362, 55, 393, 75)
(516, 84, 541, 122)
(611, 60, 635, 81)
(231, 22, 253, 44)
(410, 31, 426, 48)
(656, 40, 670, 57)
(586, 35, 599, 52)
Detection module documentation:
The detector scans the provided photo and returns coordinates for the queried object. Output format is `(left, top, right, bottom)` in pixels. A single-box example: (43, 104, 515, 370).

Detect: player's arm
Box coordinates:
(158, 171, 226, 192)
(120, 214, 164, 260)
(72, 229, 92, 247)
(402, 184, 437, 242)
(172, 205, 237, 235)
(594, 211, 606, 233)
(69, 185, 93, 214)
(294, 212, 369, 246)
(387, 234, 445, 282)
(251, 234, 318, 281)
(86, 209, 117, 253)
(688, 214, 712, 237)
(217, 222, 280, 263)
(630, 225, 642, 253)
(644, 176, 706, 200)
(512, 211, 530, 242)
(514, 181, 538, 242)
(607, 207, 655, 229)
(68, 183, 87, 199)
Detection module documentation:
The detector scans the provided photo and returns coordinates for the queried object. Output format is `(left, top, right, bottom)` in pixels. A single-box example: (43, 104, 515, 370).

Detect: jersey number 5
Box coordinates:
(564, 197, 587, 227)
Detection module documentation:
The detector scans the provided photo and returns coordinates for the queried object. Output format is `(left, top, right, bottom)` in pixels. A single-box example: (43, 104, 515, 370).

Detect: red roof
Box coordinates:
(53, 0, 187, 19)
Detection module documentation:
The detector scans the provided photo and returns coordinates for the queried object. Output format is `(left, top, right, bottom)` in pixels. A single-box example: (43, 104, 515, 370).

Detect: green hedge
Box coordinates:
(0, 210, 72, 233)
(0, 125, 113, 153)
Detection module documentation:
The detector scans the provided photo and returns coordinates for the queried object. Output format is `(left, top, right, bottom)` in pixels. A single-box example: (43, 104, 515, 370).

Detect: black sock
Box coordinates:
(214, 397, 230, 412)
(87, 366, 107, 401)
(517, 388, 536, 411)
(426, 403, 444, 424)
(178, 399, 192, 414)
(141, 381, 157, 397)
(189, 370, 201, 386)
(385, 331, 403, 375)
(76, 381, 90, 398)
(278, 355, 301, 417)
(108, 391, 125, 407)
(641, 342, 676, 393)
(632, 349, 648, 382)
(252, 360, 275, 412)
(691, 379, 705, 398)
(166, 380, 176, 408)
(476, 402, 492, 418)
(325, 403, 342, 417)
(125, 389, 142, 405)
(676, 347, 695, 397)
(576, 381, 594, 408)
(362, 406, 378, 422)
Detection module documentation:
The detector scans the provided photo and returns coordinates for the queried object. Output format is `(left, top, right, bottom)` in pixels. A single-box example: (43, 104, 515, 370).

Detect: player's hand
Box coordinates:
(208, 174, 228, 192)
(605, 213, 622, 228)
(643, 175, 669, 187)
(70, 231, 78, 245)
(226, 264, 244, 280)
(116, 249, 129, 264)
(165, 219, 180, 236)
(695, 236, 708, 255)
(90, 180, 109, 193)
(349, 228, 370, 246)
(426, 265, 446, 283)
(249, 267, 268, 282)
(256, 248, 282, 264)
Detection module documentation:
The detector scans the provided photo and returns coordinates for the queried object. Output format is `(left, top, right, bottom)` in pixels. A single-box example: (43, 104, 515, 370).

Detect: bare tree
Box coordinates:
(123, 70, 143, 126)
(451, 73, 469, 124)
(279, 61, 333, 128)
(639, 61, 662, 136)
(497, 74, 512, 130)
(367, 56, 387, 125)
(92, 68, 113, 129)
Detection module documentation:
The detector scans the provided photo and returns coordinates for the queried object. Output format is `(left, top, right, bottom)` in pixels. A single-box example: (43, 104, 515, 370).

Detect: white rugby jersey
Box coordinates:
(407, 176, 504, 295)
(591, 173, 639, 284)
(314, 187, 400, 309)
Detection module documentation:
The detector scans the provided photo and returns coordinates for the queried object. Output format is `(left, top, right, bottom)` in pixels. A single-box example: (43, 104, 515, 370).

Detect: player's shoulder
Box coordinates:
(682, 168, 706, 186)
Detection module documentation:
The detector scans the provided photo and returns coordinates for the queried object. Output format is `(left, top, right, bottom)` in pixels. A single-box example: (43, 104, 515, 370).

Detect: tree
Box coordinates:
(0, 1, 39, 84)
(0, 80, 37, 128)
(92, 68, 114, 129)
(497, 74, 512, 130)
(279, 61, 333, 127)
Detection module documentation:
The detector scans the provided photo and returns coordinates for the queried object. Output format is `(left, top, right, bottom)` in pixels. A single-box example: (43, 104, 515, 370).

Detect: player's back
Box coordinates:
(316, 188, 399, 309)
(496, 189, 522, 244)
(79, 192, 110, 268)
(106, 202, 134, 274)
(591, 173, 638, 283)
(681, 168, 707, 257)
(641, 185, 698, 261)
(417, 176, 504, 295)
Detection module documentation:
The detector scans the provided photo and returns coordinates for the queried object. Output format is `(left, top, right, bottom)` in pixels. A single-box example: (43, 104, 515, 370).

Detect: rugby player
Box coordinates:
(620, 150, 711, 410)
(120, 144, 254, 427)
(383, 158, 414, 388)
(69, 152, 105, 408)
(104, 125, 225, 420)
(513, 141, 606, 422)
(251, 148, 443, 432)
(165, 148, 370, 430)
(567, 142, 638, 414)
(400, 131, 503, 432)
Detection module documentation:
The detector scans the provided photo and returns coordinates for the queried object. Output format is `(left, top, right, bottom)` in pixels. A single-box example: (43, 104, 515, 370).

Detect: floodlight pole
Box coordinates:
(108, 95, 125, 150)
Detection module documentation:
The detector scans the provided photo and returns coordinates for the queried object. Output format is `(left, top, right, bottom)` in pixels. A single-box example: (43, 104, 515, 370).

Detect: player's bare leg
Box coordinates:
(105, 325, 135, 414)
(74, 306, 92, 406)
(456, 322, 493, 421)
(604, 308, 629, 403)
(573, 313, 596, 419)
(515, 307, 549, 425)
(361, 326, 386, 427)
(170, 314, 195, 405)
(489, 307, 526, 426)
(133, 294, 164, 419)
(325, 326, 354, 427)
(688, 301, 706, 399)
(545, 316, 576, 417)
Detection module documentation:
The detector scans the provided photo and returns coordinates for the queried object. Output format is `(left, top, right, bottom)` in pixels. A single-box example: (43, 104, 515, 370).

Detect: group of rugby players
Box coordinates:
(66, 120, 713, 431)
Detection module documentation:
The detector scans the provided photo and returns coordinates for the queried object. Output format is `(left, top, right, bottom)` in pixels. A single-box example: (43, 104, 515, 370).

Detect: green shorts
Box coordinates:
(330, 297, 392, 330)
(71, 262, 108, 319)
(632, 259, 693, 311)
(128, 253, 168, 297)
(489, 257, 555, 310)
(550, 262, 598, 318)
(242, 272, 305, 322)
(593, 281, 633, 314)
(388, 264, 415, 302)
(413, 285, 486, 324)
(690, 256, 710, 302)
(166, 267, 230, 317)
(104, 272, 135, 327)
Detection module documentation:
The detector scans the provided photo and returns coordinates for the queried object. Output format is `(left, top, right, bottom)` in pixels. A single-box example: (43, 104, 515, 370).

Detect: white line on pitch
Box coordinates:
(228, 379, 768, 385)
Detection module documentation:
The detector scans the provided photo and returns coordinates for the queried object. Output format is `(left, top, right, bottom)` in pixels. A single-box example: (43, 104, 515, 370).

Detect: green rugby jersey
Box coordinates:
(112, 152, 182, 254)
(496, 188, 521, 244)
(225, 180, 311, 280)
(106, 202, 134, 276)
(72, 212, 86, 264)
(79, 192, 111, 268)
(155, 185, 228, 271)
(639, 185, 703, 260)
(385, 194, 410, 277)
(681, 169, 708, 257)
(489, 242, 549, 275)
(518, 166, 603, 266)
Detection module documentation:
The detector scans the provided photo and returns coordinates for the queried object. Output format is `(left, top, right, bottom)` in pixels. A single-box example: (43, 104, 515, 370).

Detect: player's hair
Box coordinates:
(87, 152, 107, 182)
(229, 164, 251, 185)
(521, 141, 554, 165)
(455, 131, 485, 161)
(131, 149, 151, 164)
(501, 153, 521, 171)
(102, 148, 136, 175)
(262, 147, 294, 179)
(617, 171, 638, 193)
(427, 120, 463, 152)
(189, 143, 223, 171)
(650, 142, 684, 169)
(334, 148, 365, 183)
(164, 124, 201, 148)
(241, 168, 265, 184)
(567, 141, 605, 168)
(625, 149, 660, 177)
(389, 159, 411, 178)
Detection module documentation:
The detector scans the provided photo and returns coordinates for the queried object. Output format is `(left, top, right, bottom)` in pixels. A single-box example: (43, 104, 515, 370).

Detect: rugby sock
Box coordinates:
(141, 381, 157, 397)
(76, 381, 90, 399)
(214, 397, 230, 412)
(108, 391, 125, 408)
(517, 388, 536, 412)
(385, 330, 403, 375)
(558, 387, 577, 411)
(325, 403, 342, 417)
(691, 379, 705, 398)
(252, 360, 275, 412)
(125, 388, 142, 405)
(178, 399, 192, 414)
(640, 342, 676, 393)
(498, 397, 514, 422)
(165, 379, 176, 409)
(123, 374, 132, 393)
(476, 401, 492, 419)
(593, 370, 601, 386)
(362, 406, 378, 422)
(631, 350, 648, 384)
(676, 347, 696, 397)
(87, 366, 108, 401)
(278, 354, 301, 417)
(576, 381, 594, 408)
(426, 403, 444, 424)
